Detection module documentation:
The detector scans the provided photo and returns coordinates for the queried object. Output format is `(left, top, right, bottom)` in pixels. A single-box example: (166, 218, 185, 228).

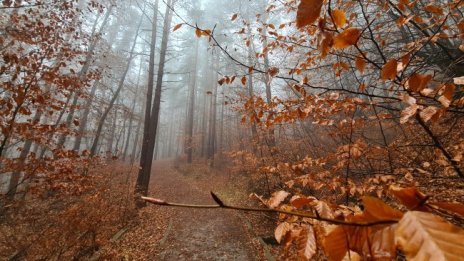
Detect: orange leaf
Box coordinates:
(324, 226, 348, 261)
(408, 73, 432, 92)
(380, 59, 397, 80)
(297, 225, 317, 260)
(424, 4, 443, 15)
(361, 196, 403, 221)
(296, 0, 324, 28)
(173, 23, 183, 32)
(333, 27, 360, 48)
(291, 196, 316, 209)
(241, 76, 247, 85)
(389, 186, 429, 210)
(355, 55, 365, 73)
(319, 32, 333, 58)
(332, 9, 346, 28)
(430, 202, 464, 217)
(396, 211, 464, 260)
(268, 67, 279, 77)
(362, 225, 397, 260)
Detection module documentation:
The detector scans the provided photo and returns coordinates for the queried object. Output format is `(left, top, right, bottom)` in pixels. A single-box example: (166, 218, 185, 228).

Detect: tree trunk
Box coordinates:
(56, 7, 113, 149)
(135, 0, 174, 207)
(186, 38, 200, 163)
(89, 16, 142, 156)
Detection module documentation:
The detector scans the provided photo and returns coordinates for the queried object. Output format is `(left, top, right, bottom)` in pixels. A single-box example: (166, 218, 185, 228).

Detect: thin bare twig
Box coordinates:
(142, 192, 400, 227)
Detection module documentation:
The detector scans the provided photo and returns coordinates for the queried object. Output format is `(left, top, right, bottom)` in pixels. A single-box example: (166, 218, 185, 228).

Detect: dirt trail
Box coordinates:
(148, 160, 259, 260)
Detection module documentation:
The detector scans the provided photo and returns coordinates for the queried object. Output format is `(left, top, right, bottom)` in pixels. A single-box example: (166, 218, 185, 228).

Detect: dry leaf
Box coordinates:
(296, 0, 324, 28)
(298, 225, 317, 260)
(268, 190, 290, 208)
(408, 73, 432, 92)
(275, 222, 292, 243)
(381, 59, 398, 81)
(355, 55, 366, 73)
(332, 10, 346, 28)
(400, 104, 418, 124)
(173, 23, 183, 32)
(333, 27, 361, 48)
(395, 211, 464, 260)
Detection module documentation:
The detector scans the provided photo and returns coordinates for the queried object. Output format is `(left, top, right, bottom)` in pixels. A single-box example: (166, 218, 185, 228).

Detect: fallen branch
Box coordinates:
(141, 192, 399, 227)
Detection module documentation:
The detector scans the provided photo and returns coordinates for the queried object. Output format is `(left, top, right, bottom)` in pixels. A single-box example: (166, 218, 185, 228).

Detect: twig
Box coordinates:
(142, 192, 399, 227)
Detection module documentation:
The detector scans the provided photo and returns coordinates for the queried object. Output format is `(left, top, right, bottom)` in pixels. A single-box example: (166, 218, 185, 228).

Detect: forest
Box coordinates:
(1, 0, 464, 260)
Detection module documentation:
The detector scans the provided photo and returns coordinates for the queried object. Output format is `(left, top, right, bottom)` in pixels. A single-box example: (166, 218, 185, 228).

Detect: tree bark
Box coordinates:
(135, 0, 174, 207)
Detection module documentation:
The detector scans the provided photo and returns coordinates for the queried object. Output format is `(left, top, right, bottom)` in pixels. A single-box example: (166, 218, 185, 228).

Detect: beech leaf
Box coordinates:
(332, 10, 346, 28)
(381, 59, 398, 81)
(395, 211, 464, 260)
(333, 28, 360, 48)
(361, 196, 403, 221)
(296, 0, 324, 28)
(275, 222, 292, 243)
(324, 226, 348, 261)
(173, 23, 183, 32)
(389, 186, 429, 211)
(268, 190, 290, 208)
(298, 225, 317, 260)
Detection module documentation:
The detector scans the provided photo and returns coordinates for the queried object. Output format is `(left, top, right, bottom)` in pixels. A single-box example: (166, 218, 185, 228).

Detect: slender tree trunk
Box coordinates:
(123, 62, 143, 161)
(186, 38, 200, 163)
(135, 0, 174, 207)
(207, 53, 218, 163)
(247, 25, 259, 153)
(73, 80, 98, 151)
(90, 17, 142, 156)
(56, 7, 113, 148)
(137, 0, 159, 181)
(261, 14, 275, 146)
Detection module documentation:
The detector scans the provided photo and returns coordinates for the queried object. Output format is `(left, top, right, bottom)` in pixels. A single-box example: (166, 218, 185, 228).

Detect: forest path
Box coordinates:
(147, 159, 259, 260)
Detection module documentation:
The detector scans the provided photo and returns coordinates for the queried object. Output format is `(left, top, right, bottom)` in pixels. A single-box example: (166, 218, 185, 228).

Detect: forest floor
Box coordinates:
(98, 159, 277, 260)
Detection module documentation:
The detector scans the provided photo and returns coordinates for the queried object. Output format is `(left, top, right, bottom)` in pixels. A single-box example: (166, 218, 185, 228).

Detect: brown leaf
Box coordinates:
(324, 226, 348, 261)
(311, 200, 335, 219)
(400, 104, 418, 124)
(268, 67, 279, 77)
(296, 0, 324, 28)
(355, 55, 366, 73)
(362, 225, 397, 260)
(268, 190, 290, 208)
(430, 202, 464, 217)
(332, 10, 346, 28)
(297, 225, 317, 260)
(231, 13, 238, 21)
(275, 222, 292, 243)
(241, 76, 247, 86)
(408, 73, 432, 92)
(195, 28, 202, 38)
(291, 196, 316, 209)
(362, 196, 403, 221)
(419, 106, 439, 122)
(380, 59, 398, 81)
(333, 28, 360, 48)
(173, 23, 183, 32)
(396, 211, 464, 260)
(319, 32, 334, 58)
(389, 186, 429, 210)
(424, 4, 444, 15)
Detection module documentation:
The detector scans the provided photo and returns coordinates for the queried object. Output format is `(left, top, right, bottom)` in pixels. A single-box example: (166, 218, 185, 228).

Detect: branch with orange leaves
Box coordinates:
(142, 192, 399, 227)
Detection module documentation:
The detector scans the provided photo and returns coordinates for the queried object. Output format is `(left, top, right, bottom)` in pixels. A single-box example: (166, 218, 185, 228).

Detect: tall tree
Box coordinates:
(135, 0, 175, 206)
